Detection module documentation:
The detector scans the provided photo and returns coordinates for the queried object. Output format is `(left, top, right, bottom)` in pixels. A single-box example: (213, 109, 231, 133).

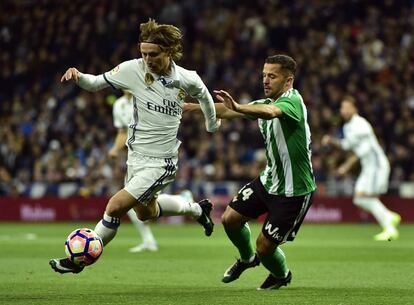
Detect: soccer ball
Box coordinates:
(65, 228, 103, 267)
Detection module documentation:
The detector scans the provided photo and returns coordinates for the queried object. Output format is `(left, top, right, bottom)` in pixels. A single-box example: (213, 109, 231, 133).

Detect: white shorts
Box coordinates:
(355, 165, 390, 195)
(124, 152, 178, 205)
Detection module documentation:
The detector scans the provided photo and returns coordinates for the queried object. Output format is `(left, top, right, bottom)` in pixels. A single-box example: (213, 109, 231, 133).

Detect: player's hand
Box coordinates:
(336, 165, 348, 177)
(61, 68, 80, 82)
(321, 135, 332, 146)
(108, 147, 119, 159)
(214, 90, 240, 112)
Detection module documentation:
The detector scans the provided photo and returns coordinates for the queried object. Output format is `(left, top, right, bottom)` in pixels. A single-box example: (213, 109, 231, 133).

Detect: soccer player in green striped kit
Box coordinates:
(187, 54, 316, 289)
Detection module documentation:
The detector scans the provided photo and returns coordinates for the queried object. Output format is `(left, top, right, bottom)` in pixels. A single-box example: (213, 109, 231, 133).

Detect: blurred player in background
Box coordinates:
(186, 55, 316, 290)
(322, 96, 401, 241)
(109, 90, 158, 252)
(50, 19, 220, 274)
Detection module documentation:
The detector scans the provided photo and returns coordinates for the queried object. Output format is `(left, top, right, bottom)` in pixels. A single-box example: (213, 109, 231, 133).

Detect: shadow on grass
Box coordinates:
(2, 286, 411, 305)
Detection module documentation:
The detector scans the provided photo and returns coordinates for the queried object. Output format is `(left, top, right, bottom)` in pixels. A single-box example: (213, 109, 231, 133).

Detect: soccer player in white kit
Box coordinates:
(50, 19, 220, 274)
(109, 91, 158, 252)
(109, 91, 196, 252)
(322, 96, 400, 241)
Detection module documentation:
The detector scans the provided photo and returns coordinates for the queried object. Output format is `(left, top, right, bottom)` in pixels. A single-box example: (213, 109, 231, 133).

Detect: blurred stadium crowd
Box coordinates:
(1, 0, 413, 197)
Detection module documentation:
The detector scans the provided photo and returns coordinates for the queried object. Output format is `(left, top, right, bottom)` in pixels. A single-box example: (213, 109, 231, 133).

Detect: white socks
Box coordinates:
(94, 212, 120, 246)
(157, 194, 202, 218)
(353, 197, 395, 231)
(94, 195, 201, 247)
(126, 209, 157, 246)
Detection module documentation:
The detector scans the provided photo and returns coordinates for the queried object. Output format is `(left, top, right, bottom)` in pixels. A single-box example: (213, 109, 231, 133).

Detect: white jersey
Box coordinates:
(103, 58, 217, 158)
(113, 95, 133, 129)
(340, 114, 389, 171)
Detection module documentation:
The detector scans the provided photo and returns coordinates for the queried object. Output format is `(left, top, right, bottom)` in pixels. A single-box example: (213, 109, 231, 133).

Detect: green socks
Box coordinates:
(224, 222, 289, 278)
(259, 247, 289, 278)
(224, 223, 255, 261)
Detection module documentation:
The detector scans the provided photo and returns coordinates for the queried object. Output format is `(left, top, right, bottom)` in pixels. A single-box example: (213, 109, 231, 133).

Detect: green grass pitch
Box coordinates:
(0, 222, 413, 305)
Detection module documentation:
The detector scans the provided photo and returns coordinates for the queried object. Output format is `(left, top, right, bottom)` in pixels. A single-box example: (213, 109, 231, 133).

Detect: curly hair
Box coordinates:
(139, 19, 183, 61)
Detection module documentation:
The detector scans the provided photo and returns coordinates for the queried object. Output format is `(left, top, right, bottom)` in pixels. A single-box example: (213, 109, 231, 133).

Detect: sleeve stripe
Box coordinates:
(103, 73, 118, 91)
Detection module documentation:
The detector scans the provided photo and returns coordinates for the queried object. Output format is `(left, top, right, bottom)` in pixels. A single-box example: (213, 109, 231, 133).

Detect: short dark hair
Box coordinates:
(265, 55, 296, 77)
(342, 95, 358, 108)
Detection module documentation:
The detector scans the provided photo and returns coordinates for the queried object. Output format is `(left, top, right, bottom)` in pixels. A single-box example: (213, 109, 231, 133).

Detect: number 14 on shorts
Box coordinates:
(232, 186, 254, 202)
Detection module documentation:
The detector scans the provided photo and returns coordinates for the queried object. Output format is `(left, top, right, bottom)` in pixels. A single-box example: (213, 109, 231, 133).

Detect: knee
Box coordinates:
(353, 196, 366, 208)
(106, 191, 139, 218)
(106, 197, 125, 218)
(221, 210, 231, 227)
(256, 233, 277, 256)
(221, 207, 243, 230)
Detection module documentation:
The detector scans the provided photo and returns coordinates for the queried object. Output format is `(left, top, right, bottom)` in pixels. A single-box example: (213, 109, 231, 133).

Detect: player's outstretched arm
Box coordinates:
(61, 67, 108, 92)
(322, 135, 343, 149)
(214, 90, 282, 120)
(337, 154, 359, 176)
(183, 103, 244, 119)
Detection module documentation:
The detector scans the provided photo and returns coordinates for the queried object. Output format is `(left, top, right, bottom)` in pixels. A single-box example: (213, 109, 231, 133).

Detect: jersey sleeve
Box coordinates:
(248, 99, 266, 105)
(103, 60, 136, 91)
(340, 119, 371, 154)
(77, 74, 108, 92)
(185, 72, 219, 132)
(185, 72, 213, 102)
(244, 99, 267, 120)
(274, 97, 302, 122)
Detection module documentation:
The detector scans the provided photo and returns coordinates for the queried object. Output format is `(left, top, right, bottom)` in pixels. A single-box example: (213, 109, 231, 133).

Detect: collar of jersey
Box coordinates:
(144, 60, 180, 88)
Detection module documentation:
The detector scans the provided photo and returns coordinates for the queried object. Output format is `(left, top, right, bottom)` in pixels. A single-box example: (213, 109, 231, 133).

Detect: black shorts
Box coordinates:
(229, 178, 314, 244)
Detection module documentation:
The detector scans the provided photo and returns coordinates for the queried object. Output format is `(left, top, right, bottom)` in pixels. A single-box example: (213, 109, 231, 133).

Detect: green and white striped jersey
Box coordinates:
(249, 88, 316, 197)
